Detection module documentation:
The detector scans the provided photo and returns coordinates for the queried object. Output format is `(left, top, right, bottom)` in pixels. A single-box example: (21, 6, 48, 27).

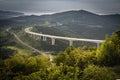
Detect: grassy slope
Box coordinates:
(0, 28, 32, 56)
(15, 27, 68, 53)
(7, 46, 31, 55)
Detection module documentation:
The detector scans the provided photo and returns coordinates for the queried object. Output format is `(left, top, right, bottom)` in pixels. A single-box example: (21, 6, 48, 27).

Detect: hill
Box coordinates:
(0, 10, 120, 40)
(0, 31, 120, 80)
(0, 10, 120, 80)
(101, 14, 120, 25)
(0, 10, 24, 20)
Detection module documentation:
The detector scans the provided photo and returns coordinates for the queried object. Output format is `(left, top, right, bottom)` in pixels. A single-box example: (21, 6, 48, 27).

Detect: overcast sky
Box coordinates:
(0, 0, 120, 15)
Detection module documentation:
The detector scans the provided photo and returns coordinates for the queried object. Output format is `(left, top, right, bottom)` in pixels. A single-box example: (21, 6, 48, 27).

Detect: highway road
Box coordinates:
(25, 27, 104, 44)
(7, 28, 50, 55)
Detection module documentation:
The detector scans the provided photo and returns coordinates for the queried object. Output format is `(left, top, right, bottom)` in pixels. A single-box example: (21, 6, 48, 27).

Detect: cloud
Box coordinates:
(0, 0, 120, 14)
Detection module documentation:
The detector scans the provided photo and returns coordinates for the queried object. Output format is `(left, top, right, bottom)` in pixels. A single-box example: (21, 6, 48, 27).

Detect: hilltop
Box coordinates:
(0, 10, 120, 52)
(0, 10, 119, 39)
(0, 10, 24, 20)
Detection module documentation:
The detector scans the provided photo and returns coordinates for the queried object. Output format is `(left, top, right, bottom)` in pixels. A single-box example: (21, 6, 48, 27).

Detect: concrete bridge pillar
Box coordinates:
(69, 40, 73, 46)
(38, 32, 42, 40)
(34, 35, 38, 40)
(97, 42, 100, 49)
(39, 36, 41, 39)
(43, 36, 47, 41)
(51, 38, 55, 45)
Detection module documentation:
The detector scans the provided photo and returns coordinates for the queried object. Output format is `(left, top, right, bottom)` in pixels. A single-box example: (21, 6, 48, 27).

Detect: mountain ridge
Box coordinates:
(0, 10, 119, 39)
(0, 10, 24, 20)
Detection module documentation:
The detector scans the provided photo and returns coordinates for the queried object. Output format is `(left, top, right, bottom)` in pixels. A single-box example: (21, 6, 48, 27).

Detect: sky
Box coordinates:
(0, 0, 120, 15)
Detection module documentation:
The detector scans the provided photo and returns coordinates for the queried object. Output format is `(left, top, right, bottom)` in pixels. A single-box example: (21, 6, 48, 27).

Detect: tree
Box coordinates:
(54, 46, 97, 68)
(2, 54, 51, 80)
(96, 30, 120, 66)
(82, 65, 115, 80)
(54, 46, 82, 67)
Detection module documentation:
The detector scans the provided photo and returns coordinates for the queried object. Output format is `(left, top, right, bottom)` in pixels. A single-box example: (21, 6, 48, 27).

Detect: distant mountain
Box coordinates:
(0, 10, 120, 39)
(0, 10, 24, 20)
(101, 14, 120, 25)
(48, 10, 108, 25)
(47, 10, 120, 26)
(3, 10, 119, 25)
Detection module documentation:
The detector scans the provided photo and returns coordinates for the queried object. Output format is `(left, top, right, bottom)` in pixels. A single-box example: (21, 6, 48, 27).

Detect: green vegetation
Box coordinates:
(0, 27, 32, 59)
(0, 30, 120, 80)
(0, 10, 120, 80)
(96, 30, 120, 66)
(13, 26, 69, 53)
(82, 65, 115, 80)
(0, 28, 16, 59)
(7, 46, 31, 55)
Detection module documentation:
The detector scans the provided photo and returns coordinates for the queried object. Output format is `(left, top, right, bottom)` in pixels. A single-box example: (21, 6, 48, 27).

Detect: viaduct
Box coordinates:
(25, 27, 104, 49)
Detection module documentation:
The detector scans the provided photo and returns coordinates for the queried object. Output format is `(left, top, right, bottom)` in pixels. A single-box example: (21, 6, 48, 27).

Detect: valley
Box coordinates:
(0, 10, 120, 54)
(0, 10, 120, 80)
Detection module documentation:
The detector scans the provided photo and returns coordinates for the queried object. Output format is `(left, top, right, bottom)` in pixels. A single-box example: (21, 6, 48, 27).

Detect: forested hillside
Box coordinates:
(0, 10, 119, 39)
(0, 10, 120, 80)
(0, 10, 24, 20)
(0, 30, 120, 80)
(0, 27, 33, 59)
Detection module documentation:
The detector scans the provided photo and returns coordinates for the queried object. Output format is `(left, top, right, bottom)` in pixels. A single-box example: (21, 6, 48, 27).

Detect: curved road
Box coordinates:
(25, 27, 104, 43)
(6, 28, 49, 55)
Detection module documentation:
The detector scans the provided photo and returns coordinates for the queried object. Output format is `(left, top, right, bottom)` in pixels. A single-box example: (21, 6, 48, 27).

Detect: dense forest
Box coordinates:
(0, 28, 120, 80)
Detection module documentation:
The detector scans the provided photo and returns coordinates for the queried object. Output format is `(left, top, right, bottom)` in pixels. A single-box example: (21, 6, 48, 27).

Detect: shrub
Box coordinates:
(82, 65, 115, 80)
(96, 31, 120, 66)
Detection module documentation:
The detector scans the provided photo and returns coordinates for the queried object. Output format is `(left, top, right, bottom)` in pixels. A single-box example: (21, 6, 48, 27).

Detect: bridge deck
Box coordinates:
(25, 27, 103, 43)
